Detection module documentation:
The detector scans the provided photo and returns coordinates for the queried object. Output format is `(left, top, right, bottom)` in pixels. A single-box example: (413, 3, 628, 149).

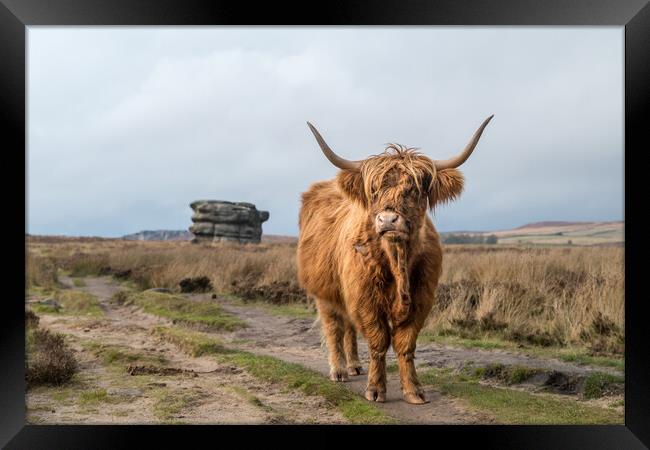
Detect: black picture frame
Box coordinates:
(2, 1, 648, 448)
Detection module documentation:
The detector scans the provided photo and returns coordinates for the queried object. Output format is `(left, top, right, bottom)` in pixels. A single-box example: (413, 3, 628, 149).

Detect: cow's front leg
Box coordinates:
(392, 320, 428, 404)
(357, 311, 390, 402)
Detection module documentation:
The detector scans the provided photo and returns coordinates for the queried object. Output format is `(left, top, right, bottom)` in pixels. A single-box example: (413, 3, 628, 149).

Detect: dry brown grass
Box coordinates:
(26, 237, 298, 296)
(26, 252, 59, 291)
(25, 237, 624, 354)
(432, 245, 624, 353)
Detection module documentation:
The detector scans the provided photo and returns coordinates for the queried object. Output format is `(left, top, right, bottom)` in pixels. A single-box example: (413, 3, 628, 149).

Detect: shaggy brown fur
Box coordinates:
(297, 145, 464, 404)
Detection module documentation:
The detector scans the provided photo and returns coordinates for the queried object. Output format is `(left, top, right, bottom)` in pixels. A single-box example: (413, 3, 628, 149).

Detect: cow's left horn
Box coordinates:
(433, 115, 494, 170)
(307, 122, 362, 172)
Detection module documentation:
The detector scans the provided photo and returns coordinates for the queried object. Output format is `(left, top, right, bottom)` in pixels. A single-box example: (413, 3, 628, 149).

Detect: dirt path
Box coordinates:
(216, 299, 620, 377)
(28, 277, 347, 424)
(211, 296, 621, 423)
(214, 300, 486, 424)
(29, 277, 621, 425)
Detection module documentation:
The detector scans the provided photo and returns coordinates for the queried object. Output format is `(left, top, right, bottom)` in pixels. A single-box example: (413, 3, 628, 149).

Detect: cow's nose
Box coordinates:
(376, 212, 407, 235)
(377, 212, 399, 225)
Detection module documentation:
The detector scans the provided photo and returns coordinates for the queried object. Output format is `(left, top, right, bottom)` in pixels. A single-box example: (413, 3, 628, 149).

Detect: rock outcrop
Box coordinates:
(189, 200, 269, 244)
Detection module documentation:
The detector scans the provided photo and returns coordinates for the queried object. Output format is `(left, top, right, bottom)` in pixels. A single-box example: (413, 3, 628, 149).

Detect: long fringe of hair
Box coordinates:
(359, 144, 437, 206)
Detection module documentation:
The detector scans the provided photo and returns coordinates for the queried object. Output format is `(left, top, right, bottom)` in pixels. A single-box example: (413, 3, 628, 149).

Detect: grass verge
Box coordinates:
(153, 326, 228, 357)
(126, 291, 246, 331)
(153, 388, 207, 423)
(30, 290, 104, 318)
(220, 293, 316, 319)
(583, 372, 624, 399)
(58, 290, 103, 317)
(228, 386, 274, 412)
(82, 341, 168, 369)
(419, 368, 623, 424)
(419, 332, 624, 372)
(79, 389, 112, 406)
(471, 364, 541, 385)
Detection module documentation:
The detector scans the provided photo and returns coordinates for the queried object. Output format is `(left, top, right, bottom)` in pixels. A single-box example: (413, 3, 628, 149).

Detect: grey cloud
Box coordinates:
(27, 27, 623, 236)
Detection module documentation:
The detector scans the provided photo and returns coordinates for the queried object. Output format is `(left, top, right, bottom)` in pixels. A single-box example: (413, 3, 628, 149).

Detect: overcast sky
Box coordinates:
(27, 27, 623, 237)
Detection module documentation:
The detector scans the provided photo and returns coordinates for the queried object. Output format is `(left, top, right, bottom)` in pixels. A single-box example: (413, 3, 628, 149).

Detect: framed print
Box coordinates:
(2, 0, 649, 448)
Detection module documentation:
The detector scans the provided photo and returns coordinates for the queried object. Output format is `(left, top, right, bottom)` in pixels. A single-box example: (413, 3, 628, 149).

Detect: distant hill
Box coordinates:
(443, 221, 624, 246)
(26, 234, 113, 243)
(513, 221, 597, 230)
(45, 220, 624, 247)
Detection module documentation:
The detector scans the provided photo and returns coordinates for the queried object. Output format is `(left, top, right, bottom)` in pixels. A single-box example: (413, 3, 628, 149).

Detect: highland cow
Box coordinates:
(297, 116, 493, 404)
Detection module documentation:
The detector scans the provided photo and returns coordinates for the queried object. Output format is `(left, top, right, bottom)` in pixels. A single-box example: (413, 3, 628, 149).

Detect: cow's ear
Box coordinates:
(337, 170, 367, 207)
(428, 168, 464, 208)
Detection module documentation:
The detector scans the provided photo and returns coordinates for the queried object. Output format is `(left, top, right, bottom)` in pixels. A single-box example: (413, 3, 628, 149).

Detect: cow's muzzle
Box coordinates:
(376, 211, 408, 238)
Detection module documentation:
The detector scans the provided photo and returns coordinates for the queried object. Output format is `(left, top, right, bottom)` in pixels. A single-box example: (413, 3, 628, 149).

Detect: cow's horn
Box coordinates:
(433, 115, 494, 170)
(307, 122, 362, 172)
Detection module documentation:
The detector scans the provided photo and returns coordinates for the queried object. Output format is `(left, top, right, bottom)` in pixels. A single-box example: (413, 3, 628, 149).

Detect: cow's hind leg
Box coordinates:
(343, 317, 363, 376)
(316, 299, 348, 382)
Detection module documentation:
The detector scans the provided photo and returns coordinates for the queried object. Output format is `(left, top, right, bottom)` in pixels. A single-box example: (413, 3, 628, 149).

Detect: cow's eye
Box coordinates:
(422, 175, 432, 190)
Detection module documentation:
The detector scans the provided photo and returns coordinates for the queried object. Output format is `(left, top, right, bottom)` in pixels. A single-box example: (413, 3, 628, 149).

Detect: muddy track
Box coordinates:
(28, 277, 347, 424)
(216, 300, 621, 377)
(216, 301, 488, 424)
(30, 277, 621, 424)
(212, 297, 621, 423)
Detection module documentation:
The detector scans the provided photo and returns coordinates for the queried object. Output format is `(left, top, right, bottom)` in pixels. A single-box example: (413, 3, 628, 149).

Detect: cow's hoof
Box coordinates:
(347, 366, 363, 376)
(403, 391, 428, 404)
(329, 369, 349, 382)
(364, 388, 386, 402)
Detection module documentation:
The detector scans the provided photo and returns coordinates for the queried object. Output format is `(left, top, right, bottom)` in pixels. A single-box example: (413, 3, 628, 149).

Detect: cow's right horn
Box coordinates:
(307, 122, 362, 172)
